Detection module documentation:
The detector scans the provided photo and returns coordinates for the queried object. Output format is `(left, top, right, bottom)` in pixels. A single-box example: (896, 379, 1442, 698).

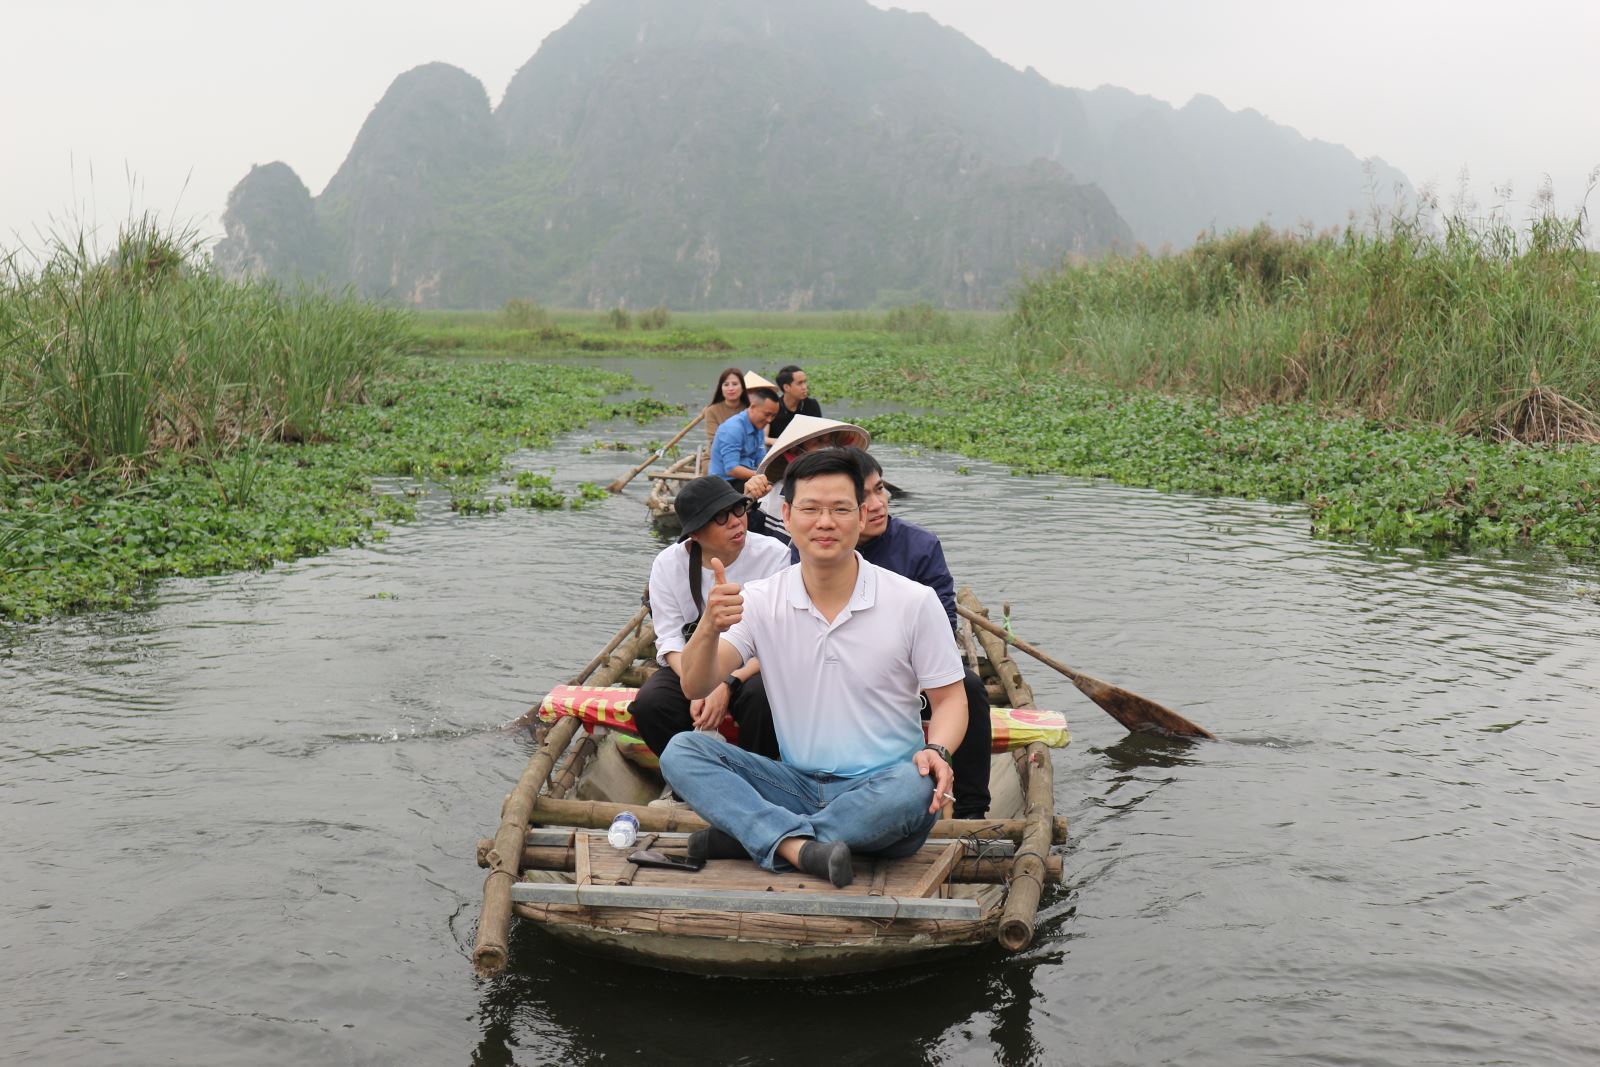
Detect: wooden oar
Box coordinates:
(606, 411, 705, 493)
(956, 604, 1214, 740)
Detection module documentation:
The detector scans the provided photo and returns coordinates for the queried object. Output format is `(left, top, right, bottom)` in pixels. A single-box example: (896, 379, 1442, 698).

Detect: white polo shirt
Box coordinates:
(722, 555, 965, 777)
(649, 532, 791, 665)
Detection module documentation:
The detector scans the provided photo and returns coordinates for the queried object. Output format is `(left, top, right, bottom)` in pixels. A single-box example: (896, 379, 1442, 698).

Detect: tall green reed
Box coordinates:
(0, 215, 411, 477)
(1008, 204, 1600, 438)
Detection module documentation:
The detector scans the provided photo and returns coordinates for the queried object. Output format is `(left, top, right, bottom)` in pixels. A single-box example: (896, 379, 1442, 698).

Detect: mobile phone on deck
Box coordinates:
(627, 849, 705, 872)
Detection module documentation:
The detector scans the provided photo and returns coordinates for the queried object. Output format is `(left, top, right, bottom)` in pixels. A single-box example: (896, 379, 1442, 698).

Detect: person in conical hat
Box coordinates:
(757, 415, 870, 483)
(742, 369, 780, 395)
(752, 415, 871, 536)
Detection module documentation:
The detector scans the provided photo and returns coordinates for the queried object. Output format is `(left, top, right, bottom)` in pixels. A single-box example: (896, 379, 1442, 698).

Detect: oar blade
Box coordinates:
(1070, 673, 1215, 741)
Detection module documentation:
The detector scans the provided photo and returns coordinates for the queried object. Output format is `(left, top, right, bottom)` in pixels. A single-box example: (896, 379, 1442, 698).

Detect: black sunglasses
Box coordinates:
(712, 499, 752, 525)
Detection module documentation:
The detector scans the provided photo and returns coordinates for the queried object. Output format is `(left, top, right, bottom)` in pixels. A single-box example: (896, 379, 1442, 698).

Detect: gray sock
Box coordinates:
(797, 840, 853, 888)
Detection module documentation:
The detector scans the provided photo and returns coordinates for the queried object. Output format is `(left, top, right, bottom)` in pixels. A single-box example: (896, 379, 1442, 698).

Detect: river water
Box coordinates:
(5, 358, 1599, 1066)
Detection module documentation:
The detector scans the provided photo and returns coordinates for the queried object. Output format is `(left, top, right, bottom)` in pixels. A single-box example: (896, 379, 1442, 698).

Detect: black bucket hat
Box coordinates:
(674, 476, 747, 539)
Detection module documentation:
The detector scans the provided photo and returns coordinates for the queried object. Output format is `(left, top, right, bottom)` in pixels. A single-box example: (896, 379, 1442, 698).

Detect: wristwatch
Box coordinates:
(922, 742, 952, 764)
(722, 674, 744, 698)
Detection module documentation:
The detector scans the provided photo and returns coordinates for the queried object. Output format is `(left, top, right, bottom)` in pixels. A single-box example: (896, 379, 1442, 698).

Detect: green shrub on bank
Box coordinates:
(637, 305, 671, 330)
(1009, 209, 1600, 437)
(0, 216, 409, 475)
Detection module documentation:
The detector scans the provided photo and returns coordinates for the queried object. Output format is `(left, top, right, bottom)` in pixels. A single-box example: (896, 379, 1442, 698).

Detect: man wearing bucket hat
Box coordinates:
(631, 475, 790, 760)
(709, 371, 783, 536)
(754, 414, 870, 536)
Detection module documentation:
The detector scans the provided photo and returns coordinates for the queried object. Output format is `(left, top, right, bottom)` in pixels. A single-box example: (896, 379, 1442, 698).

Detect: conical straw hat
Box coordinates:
(757, 414, 871, 481)
(743, 370, 779, 394)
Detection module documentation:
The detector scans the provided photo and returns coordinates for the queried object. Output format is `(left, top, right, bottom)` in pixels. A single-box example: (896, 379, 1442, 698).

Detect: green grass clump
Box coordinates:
(1008, 208, 1600, 438)
(0, 359, 674, 621)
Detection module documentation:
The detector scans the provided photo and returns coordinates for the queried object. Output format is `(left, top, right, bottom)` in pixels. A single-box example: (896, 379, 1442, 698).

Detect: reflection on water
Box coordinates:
(5, 358, 1600, 1065)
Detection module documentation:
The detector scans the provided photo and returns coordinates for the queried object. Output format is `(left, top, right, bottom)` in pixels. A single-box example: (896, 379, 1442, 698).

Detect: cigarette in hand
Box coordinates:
(938, 791, 956, 803)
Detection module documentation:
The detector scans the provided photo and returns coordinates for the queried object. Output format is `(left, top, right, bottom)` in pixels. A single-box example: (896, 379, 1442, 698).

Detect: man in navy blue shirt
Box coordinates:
(789, 447, 993, 817)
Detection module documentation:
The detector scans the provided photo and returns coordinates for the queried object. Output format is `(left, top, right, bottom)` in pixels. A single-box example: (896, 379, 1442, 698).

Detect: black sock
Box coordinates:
(797, 840, 853, 888)
(686, 827, 748, 864)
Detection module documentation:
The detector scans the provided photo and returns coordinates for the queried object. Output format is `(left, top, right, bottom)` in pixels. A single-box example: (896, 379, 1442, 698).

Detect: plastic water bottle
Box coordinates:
(607, 811, 640, 849)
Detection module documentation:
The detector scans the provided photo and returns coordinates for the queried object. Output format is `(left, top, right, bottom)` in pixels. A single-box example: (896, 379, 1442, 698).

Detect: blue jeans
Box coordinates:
(659, 732, 939, 871)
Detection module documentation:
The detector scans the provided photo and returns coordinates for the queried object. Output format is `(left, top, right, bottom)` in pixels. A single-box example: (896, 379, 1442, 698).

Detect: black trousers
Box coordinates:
(924, 670, 993, 819)
(631, 664, 781, 760)
(633, 663, 992, 818)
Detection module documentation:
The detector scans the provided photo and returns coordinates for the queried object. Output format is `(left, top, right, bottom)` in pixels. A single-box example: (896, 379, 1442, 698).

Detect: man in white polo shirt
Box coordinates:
(632, 476, 791, 758)
(660, 450, 968, 888)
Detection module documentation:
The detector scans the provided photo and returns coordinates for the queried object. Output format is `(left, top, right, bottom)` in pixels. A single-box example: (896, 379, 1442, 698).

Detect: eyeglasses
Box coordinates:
(712, 499, 751, 525)
(791, 504, 859, 520)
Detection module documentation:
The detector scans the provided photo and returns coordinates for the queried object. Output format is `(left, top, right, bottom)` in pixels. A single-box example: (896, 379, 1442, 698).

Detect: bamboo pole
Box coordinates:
(525, 795, 1067, 845)
(503, 605, 646, 732)
(474, 716, 581, 976)
(958, 615, 984, 676)
(547, 734, 597, 801)
(997, 742, 1055, 952)
(474, 618, 658, 977)
(607, 411, 704, 492)
(569, 604, 649, 688)
(957, 589, 1036, 709)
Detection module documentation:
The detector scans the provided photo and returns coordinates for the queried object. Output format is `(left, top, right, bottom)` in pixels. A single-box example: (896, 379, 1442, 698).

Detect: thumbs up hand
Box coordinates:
(705, 556, 743, 633)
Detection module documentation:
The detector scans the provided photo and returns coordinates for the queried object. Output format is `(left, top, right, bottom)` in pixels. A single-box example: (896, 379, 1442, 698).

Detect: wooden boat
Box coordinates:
(472, 588, 1064, 978)
(644, 451, 702, 535)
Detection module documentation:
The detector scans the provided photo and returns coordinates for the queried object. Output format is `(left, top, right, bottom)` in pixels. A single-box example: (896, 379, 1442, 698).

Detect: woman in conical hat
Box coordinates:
(752, 415, 871, 534)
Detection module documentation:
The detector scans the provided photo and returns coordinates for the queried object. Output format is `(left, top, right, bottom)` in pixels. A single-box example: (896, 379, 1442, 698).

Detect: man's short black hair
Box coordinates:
(747, 387, 781, 405)
(783, 448, 864, 504)
(840, 445, 881, 479)
(776, 364, 803, 389)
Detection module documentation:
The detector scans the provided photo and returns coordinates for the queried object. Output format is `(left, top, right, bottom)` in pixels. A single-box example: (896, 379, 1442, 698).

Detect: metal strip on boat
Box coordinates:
(510, 882, 981, 919)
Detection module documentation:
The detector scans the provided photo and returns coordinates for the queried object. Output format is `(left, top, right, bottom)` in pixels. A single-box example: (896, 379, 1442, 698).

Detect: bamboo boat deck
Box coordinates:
(473, 587, 1063, 978)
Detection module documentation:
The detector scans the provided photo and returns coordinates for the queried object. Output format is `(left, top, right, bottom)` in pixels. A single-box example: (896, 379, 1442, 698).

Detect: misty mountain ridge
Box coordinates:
(215, 0, 1411, 310)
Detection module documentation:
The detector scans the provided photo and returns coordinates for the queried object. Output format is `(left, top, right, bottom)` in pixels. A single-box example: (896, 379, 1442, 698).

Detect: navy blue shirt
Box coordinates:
(789, 515, 957, 631)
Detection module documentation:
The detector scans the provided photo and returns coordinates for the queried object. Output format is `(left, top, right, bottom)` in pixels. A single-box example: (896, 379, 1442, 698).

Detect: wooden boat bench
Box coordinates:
(509, 832, 980, 920)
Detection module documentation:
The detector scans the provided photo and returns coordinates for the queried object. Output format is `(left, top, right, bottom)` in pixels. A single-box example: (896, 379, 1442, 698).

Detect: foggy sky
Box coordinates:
(4, 0, 1597, 250)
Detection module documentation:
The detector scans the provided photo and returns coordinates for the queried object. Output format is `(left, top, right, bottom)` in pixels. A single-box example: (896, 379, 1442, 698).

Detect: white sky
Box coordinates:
(4, 0, 1598, 250)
